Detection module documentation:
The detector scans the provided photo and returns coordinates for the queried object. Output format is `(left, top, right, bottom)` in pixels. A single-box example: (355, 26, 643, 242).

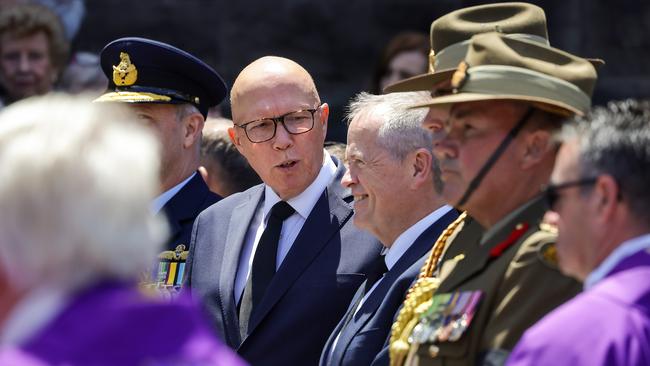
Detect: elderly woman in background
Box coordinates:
(0, 4, 69, 107)
(0, 94, 245, 366)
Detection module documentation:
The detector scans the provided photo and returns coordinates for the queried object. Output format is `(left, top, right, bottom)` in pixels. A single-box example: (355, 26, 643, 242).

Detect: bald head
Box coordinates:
(230, 56, 320, 123)
(227, 56, 329, 200)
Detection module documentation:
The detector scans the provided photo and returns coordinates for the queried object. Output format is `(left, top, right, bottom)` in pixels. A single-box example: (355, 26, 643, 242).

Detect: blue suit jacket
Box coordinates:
(160, 172, 220, 251)
(320, 209, 458, 366)
(185, 158, 384, 366)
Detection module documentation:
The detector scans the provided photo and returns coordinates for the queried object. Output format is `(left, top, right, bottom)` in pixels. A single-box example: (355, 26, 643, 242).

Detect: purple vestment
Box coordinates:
(507, 249, 650, 366)
(0, 281, 247, 366)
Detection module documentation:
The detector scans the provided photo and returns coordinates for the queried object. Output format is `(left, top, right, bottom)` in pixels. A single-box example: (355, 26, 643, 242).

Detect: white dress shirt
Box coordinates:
(234, 151, 337, 303)
(357, 204, 453, 310)
(150, 172, 196, 214)
(584, 233, 650, 290)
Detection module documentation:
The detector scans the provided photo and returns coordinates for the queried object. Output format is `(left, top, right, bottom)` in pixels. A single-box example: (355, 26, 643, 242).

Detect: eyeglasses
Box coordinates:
(542, 177, 598, 210)
(235, 106, 320, 143)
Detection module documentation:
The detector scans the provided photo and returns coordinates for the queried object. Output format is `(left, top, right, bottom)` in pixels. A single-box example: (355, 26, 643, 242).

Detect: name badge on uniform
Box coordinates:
(409, 290, 483, 344)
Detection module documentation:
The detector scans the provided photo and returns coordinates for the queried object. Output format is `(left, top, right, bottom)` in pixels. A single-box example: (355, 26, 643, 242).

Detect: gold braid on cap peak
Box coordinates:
(389, 212, 467, 366)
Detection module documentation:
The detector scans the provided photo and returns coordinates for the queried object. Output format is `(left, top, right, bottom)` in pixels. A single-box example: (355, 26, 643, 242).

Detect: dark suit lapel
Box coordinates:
(219, 186, 263, 346)
(245, 161, 353, 337)
(322, 282, 367, 366)
(333, 209, 459, 361)
(438, 197, 546, 292)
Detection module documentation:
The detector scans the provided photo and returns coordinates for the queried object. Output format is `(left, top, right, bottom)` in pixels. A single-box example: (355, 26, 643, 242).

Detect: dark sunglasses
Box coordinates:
(542, 177, 598, 210)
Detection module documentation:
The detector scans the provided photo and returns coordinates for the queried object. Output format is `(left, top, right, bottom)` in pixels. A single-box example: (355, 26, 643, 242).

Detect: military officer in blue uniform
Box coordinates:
(95, 37, 226, 288)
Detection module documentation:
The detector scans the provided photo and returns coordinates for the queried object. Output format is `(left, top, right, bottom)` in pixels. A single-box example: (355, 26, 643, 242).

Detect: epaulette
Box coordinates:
(536, 223, 560, 268)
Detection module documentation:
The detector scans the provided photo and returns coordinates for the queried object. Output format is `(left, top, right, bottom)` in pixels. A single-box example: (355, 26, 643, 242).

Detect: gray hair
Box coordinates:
(176, 103, 202, 121)
(346, 92, 433, 160)
(346, 92, 443, 192)
(0, 94, 168, 291)
(559, 99, 650, 224)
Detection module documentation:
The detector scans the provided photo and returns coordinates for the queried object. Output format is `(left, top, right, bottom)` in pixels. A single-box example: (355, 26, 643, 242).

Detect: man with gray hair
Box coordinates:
(508, 100, 650, 365)
(0, 94, 244, 365)
(320, 92, 457, 366)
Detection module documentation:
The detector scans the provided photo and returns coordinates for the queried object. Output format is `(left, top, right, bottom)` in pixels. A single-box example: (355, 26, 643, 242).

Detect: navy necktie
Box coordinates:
(239, 201, 295, 338)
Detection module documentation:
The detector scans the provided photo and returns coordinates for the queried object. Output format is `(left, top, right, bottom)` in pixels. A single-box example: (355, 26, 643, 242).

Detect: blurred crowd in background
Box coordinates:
(1, 0, 648, 143)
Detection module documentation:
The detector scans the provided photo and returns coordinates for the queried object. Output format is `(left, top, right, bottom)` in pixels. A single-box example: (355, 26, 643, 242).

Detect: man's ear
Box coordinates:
(410, 149, 433, 189)
(593, 175, 620, 223)
(228, 127, 241, 147)
(183, 113, 204, 148)
(319, 103, 330, 130)
(521, 129, 553, 169)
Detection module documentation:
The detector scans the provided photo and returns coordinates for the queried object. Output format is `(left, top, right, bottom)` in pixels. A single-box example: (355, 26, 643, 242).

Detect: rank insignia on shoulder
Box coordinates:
(489, 222, 529, 259)
(538, 241, 559, 268)
(409, 290, 483, 345)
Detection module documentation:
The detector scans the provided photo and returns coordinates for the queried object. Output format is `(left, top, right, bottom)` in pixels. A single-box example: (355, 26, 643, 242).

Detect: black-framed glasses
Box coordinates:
(542, 177, 598, 210)
(235, 106, 320, 143)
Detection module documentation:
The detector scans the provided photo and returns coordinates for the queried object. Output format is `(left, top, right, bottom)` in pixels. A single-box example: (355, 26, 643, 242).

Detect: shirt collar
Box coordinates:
(384, 205, 454, 270)
(263, 151, 337, 221)
(584, 233, 650, 290)
(480, 196, 542, 246)
(150, 172, 196, 214)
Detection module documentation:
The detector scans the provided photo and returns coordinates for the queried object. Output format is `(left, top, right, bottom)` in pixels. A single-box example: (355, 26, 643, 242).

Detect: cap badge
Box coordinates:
(112, 52, 138, 86)
(450, 61, 468, 92)
(428, 49, 437, 73)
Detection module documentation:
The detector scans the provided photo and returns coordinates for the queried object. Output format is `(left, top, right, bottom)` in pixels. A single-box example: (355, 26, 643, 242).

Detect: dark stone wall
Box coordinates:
(75, 0, 649, 142)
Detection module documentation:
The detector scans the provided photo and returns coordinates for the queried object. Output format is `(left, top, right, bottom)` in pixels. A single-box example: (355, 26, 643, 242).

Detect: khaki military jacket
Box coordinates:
(406, 196, 580, 366)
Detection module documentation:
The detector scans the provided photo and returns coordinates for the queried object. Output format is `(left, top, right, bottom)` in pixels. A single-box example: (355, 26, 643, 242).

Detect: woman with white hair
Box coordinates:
(0, 94, 245, 366)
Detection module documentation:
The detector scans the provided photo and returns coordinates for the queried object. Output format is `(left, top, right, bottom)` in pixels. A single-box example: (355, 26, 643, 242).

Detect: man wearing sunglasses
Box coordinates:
(508, 100, 650, 365)
(184, 56, 383, 366)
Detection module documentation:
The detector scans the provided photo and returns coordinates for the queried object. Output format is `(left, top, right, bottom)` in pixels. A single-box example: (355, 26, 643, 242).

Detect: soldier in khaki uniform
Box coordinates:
(388, 31, 598, 366)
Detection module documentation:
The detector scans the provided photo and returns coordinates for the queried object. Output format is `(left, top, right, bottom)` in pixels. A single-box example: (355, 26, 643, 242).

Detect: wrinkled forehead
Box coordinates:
(232, 79, 320, 123)
(348, 111, 383, 147)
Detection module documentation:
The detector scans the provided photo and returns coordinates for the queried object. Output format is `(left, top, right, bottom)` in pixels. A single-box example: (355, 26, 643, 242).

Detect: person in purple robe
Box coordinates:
(507, 99, 650, 366)
(0, 94, 246, 366)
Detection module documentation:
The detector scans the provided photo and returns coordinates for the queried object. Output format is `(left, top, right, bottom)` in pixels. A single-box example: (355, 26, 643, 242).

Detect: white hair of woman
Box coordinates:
(0, 93, 168, 292)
